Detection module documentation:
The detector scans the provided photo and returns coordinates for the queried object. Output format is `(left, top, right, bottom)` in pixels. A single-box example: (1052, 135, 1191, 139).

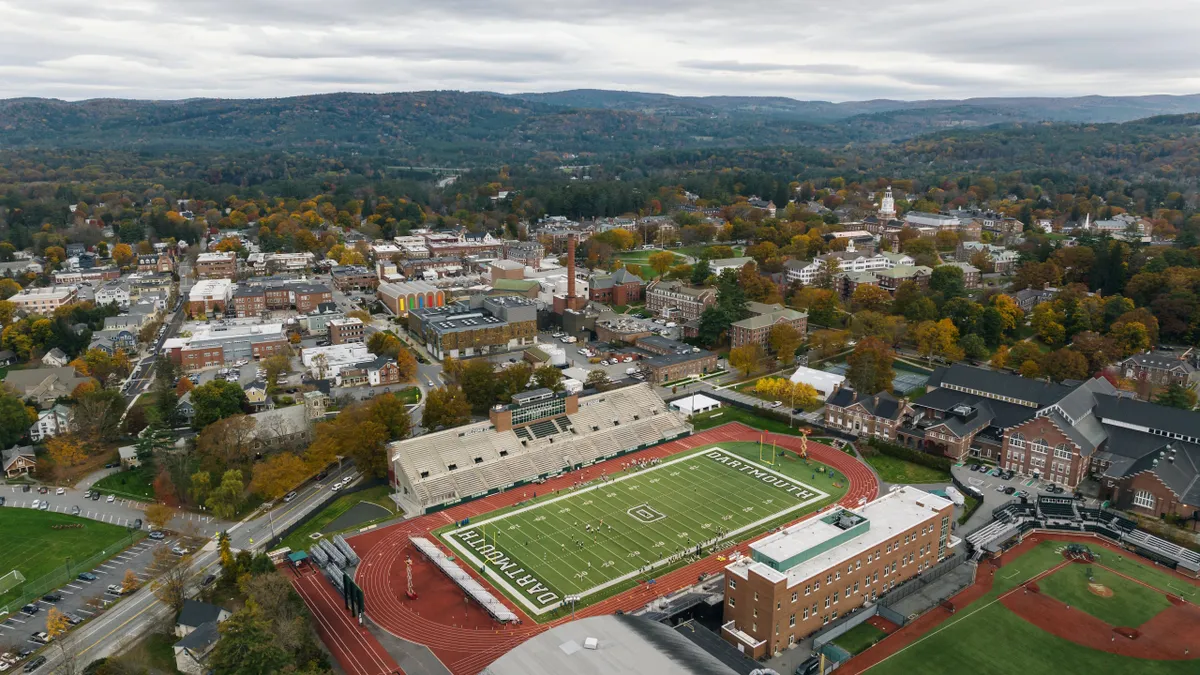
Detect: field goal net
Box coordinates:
(0, 570, 26, 596)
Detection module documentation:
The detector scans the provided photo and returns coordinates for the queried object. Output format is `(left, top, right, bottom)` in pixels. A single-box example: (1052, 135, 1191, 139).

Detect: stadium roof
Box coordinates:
(481, 615, 741, 675)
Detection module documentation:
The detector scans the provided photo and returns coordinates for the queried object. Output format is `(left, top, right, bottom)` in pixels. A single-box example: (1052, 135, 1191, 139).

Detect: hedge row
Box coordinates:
(864, 437, 954, 472)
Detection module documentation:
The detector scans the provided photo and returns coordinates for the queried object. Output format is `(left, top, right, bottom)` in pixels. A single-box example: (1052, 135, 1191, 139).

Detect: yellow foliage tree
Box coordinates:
(46, 434, 88, 468)
(45, 608, 71, 640)
(123, 568, 140, 592)
(250, 453, 310, 500)
(729, 343, 765, 378)
(144, 503, 175, 530)
(112, 243, 135, 267)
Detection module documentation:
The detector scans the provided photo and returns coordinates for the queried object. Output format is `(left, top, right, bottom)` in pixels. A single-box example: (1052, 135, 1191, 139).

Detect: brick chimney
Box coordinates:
(567, 235, 577, 299)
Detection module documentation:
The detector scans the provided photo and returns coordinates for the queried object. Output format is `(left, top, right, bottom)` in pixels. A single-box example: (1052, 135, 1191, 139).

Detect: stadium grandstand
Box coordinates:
(965, 495, 1200, 576)
(389, 383, 691, 514)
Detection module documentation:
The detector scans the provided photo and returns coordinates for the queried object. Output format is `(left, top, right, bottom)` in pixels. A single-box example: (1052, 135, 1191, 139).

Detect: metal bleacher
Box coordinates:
(514, 426, 532, 441)
(1036, 497, 1079, 522)
(1122, 529, 1200, 574)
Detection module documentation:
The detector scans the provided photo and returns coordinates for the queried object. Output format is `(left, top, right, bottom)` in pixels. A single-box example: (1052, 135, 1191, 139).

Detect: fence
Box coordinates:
(879, 552, 971, 608)
(0, 529, 143, 620)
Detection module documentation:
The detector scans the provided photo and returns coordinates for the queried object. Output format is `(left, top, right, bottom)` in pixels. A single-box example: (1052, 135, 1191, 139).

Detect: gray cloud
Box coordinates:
(0, 0, 1197, 101)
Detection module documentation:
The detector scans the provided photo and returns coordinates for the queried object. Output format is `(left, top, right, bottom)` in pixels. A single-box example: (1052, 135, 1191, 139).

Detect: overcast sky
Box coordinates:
(2, 0, 1198, 101)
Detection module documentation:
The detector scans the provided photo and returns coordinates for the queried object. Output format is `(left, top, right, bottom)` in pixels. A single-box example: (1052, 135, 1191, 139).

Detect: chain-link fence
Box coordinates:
(1, 530, 142, 619)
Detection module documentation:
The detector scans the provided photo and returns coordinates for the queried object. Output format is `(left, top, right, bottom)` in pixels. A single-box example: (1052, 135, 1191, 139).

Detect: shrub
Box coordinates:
(866, 437, 953, 472)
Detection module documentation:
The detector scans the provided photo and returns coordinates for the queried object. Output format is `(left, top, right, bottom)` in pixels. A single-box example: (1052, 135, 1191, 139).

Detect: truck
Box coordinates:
(626, 366, 640, 376)
(944, 485, 966, 507)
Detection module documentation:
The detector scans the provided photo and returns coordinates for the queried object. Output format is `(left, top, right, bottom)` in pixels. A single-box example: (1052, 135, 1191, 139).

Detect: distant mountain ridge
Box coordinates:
(506, 89, 1200, 123)
(2, 89, 1200, 165)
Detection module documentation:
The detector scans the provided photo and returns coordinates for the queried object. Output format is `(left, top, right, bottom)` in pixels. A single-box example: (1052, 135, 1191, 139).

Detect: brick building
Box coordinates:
(163, 322, 289, 369)
(195, 252, 238, 280)
(137, 253, 175, 273)
(633, 336, 719, 383)
(823, 390, 908, 439)
(329, 317, 366, 345)
(730, 303, 807, 351)
(503, 240, 544, 268)
(588, 268, 645, 306)
(645, 280, 716, 321)
(722, 488, 955, 658)
(1116, 351, 1199, 391)
(407, 295, 537, 360)
(376, 280, 446, 315)
(942, 262, 981, 289)
(330, 265, 379, 291)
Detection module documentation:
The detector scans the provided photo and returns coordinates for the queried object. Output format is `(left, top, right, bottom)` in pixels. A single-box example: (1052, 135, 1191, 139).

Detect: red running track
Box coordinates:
(286, 565, 402, 675)
(329, 423, 877, 675)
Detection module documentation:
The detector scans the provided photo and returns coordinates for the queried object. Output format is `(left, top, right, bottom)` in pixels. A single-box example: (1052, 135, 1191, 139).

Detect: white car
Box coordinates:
(768, 401, 783, 408)
(31, 499, 41, 509)
(107, 495, 115, 503)
(577, 348, 587, 355)
(622, 357, 633, 363)
(330, 483, 343, 492)
(56, 487, 65, 495)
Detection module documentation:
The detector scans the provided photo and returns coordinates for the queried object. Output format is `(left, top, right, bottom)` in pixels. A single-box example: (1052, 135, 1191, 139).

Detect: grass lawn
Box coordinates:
(614, 250, 685, 266)
(1038, 564, 1171, 628)
(868, 540, 1196, 675)
(93, 465, 156, 502)
(0, 510, 135, 610)
(396, 386, 421, 404)
(279, 485, 399, 552)
(126, 631, 182, 674)
(689, 407, 813, 436)
(834, 622, 888, 655)
(436, 441, 845, 621)
(862, 454, 951, 484)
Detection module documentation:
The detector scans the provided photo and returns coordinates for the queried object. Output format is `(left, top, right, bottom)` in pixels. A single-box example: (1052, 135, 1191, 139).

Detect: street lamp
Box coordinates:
(565, 595, 580, 620)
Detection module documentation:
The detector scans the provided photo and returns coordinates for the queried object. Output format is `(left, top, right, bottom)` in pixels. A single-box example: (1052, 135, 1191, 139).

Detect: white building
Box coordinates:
(789, 366, 846, 401)
(188, 279, 233, 313)
(904, 212, 961, 229)
(95, 281, 132, 309)
(708, 257, 754, 275)
(300, 343, 374, 379)
(878, 186, 896, 221)
(31, 404, 71, 442)
(785, 251, 913, 285)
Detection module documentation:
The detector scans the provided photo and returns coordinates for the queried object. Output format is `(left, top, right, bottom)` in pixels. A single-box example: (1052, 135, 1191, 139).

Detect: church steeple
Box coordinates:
(879, 186, 896, 221)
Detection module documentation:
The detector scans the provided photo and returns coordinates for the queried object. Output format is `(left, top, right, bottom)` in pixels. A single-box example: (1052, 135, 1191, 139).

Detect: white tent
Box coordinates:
(669, 393, 721, 415)
(789, 366, 846, 400)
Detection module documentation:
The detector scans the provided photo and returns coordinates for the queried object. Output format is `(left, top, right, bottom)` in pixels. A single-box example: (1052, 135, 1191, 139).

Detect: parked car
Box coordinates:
(148, 531, 165, 540)
(39, 501, 48, 511)
(70, 505, 80, 516)
(768, 401, 783, 408)
(969, 464, 980, 471)
(30, 500, 41, 510)
(795, 654, 822, 675)
(77, 572, 97, 582)
(83, 491, 93, 499)
(91, 492, 101, 501)
(64, 613, 82, 626)
(1004, 486, 1017, 495)
(201, 574, 217, 587)
(20, 605, 38, 616)
(55, 488, 65, 495)
(171, 546, 189, 556)
(0, 496, 5, 507)
(29, 633, 49, 645)
(132, 518, 143, 530)
(995, 485, 1007, 492)
(106, 495, 115, 503)
(41, 593, 62, 603)
(23, 656, 46, 673)
(37, 486, 48, 494)
(330, 483, 343, 492)
(106, 584, 124, 595)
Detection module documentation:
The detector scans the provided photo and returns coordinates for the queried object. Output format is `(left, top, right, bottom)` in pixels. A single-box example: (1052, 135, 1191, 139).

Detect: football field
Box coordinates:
(438, 442, 845, 616)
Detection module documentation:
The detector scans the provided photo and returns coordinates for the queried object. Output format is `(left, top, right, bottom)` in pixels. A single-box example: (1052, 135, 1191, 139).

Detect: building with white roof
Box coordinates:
(789, 366, 846, 400)
(668, 393, 721, 415)
(722, 487, 956, 658)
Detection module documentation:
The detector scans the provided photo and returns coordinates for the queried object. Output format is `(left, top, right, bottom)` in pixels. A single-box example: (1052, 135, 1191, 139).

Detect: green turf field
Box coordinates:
(438, 442, 845, 617)
(0, 510, 134, 610)
(1038, 564, 1171, 628)
(835, 621, 888, 655)
(866, 540, 1199, 675)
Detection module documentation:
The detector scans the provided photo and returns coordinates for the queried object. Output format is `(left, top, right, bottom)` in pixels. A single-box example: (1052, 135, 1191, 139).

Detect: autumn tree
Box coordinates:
(260, 354, 291, 390)
(850, 285, 892, 313)
(366, 331, 402, 358)
(1043, 348, 1090, 382)
(0, 278, 21, 300)
(250, 453, 310, 500)
(809, 329, 848, 358)
(768, 323, 803, 365)
(648, 251, 675, 277)
(850, 311, 906, 346)
(420, 385, 471, 431)
(533, 365, 564, 392)
(47, 434, 88, 468)
(914, 319, 964, 364)
(1155, 383, 1197, 410)
(205, 470, 245, 520)
(112, 243, 135, 267)
(144, 503, 175, 530)
(846, 337, 896, 395)
(1031, 303, 1066, 345)
(122, 568, 140, 592)
(151, 545, 190, 613)
(729, 343, 765, 378)
(46, 608, 71, 641)
(196, 415, 256, 466)
(585, 369, 611, 390)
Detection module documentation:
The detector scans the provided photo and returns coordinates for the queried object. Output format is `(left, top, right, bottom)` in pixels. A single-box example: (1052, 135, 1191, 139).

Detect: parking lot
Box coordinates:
(953, 463, 1076, 514)
(3, 486, 220, 536)
(0, 532, 202, 654)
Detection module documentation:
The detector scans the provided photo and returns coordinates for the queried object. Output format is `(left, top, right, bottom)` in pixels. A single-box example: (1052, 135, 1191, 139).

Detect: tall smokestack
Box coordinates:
(567, 235, 577, 299)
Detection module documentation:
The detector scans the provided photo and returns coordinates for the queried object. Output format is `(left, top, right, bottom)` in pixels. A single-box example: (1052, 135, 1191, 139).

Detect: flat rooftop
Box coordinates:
(733, 487, 952, 587)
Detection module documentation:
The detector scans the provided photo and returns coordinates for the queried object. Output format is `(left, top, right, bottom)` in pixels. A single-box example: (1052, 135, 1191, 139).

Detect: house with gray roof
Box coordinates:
(2, 446, 36, 478)
(1116, 351, 1199, 391)
(3, 367, 95, 406)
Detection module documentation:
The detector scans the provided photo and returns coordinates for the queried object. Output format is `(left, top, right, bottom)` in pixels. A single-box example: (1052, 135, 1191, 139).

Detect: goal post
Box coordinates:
(0, 570, 26, 596)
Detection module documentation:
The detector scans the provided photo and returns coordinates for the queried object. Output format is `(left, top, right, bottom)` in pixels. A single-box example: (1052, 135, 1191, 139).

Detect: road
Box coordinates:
(20, 461, 361, 673)
(119, 256, 193, 407)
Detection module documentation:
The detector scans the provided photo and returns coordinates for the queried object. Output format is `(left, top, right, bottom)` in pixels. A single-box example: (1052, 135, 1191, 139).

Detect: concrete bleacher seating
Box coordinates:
(388, 384, 690, 512)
